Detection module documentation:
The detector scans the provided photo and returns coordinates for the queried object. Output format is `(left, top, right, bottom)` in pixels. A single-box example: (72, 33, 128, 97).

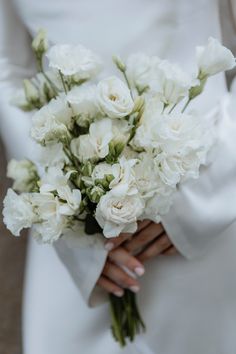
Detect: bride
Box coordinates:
(1, 0, 236, 353)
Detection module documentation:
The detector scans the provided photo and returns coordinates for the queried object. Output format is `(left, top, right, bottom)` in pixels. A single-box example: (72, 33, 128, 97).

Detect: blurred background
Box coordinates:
(0, 1, 236, 354)
(0, 140, 27, 354)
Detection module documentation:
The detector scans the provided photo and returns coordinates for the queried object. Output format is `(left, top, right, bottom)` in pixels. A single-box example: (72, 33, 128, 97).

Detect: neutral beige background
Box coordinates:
(0, 140, 27, 354)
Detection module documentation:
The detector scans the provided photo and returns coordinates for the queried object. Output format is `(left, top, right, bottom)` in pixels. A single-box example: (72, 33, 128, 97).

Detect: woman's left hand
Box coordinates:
(105, 220, 178, 262)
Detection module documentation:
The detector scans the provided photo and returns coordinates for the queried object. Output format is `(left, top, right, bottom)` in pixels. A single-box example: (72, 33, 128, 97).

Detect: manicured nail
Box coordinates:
(104, 242, 114, 251)
(134, 267, 145, 277)
(114, 290, 124, 297)
(129, 285, 140, 293)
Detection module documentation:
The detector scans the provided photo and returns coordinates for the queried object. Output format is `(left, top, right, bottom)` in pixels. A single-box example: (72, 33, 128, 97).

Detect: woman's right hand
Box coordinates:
(97, 246, 145, 297)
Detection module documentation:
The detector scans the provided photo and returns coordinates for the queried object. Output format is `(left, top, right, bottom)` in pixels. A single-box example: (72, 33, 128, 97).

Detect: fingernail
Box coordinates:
(129, 285, 140, 293)
(134, 267, 145, 277)
(114, 290, 124, 297)
(104, 242, 114, 251)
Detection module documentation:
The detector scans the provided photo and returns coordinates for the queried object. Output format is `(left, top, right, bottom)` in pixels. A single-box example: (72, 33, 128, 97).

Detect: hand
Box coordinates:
(104, 220, 178, 261)
(97, 246, 145, 297)
(125, 221, 178, 262)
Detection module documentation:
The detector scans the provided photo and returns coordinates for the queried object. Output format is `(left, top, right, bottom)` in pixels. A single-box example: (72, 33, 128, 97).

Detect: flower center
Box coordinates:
(109, 94, 118, 101)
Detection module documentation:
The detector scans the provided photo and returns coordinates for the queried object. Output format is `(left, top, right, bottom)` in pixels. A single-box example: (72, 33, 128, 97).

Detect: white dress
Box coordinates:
(1, 1, 236, 353)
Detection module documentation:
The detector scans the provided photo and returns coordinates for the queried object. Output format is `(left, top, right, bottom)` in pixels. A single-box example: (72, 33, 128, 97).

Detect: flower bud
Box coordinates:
(189, 76, 207, 100)
(32, 29, 48, 54)
(132, 96, 145, 114)
(23, 79, 39, 104)
(112, 55, 126, 72)
(88, 186, 105, 203)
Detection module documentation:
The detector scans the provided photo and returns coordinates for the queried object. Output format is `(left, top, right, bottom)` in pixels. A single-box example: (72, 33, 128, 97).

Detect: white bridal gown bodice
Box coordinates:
(1, 0, 236, 353)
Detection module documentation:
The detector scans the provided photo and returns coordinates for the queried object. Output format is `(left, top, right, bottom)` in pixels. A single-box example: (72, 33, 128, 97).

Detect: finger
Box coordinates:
(162, 246, 178, 256)
(125, 222, 164, 254)
(136, 219, 153, 233)
(97, 276, 124, 297)
(109, 247, 145, 276)
(103, 261, 140, 293)
(137, 234, 172, 262)
(104, 220, 152, 251)
(104, 233, 132, 251)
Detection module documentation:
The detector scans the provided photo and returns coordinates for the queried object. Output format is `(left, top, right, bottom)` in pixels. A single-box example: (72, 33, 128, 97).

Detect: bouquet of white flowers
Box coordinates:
(3, 30, 235, 346)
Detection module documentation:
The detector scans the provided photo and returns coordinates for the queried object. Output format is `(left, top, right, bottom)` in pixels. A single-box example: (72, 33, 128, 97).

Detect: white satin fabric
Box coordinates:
(1, 0, 236, 353)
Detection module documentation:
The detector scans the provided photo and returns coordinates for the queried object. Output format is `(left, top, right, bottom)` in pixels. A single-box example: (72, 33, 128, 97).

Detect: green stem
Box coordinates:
(59, 70, 68, 94)
(169, 103, 177, 114)
(123, 71, 134, 100)
(181, 98, 191, 113)
(109, 290, 145, 347)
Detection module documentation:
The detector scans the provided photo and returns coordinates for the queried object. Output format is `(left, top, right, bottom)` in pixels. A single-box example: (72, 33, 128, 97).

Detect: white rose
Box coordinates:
(126, 53, 161, 92)
(149, 60, 195, 105)
(7, 159, 38, 193)
(157, 111, 203, 155)
(95, 191, 145, 238)
(3, 189, 36, 236)
(47, 44, 102, 81)
(71, 118, 113, 161)
(67, 84, 101, 127)
(196, 37, 235, 77)
(31, 95, 72, 144)
(97, 76, 134, 118)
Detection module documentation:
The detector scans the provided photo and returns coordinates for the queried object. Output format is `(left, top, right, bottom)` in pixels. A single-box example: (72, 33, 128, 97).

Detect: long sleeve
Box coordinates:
(0, 0, 108, 306)
(162, 85, 236, 259)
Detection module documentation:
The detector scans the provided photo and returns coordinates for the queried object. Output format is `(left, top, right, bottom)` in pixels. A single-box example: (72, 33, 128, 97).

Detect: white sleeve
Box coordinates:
(54, 229, 108, 307)
(162, 89, 236, 259)
(0, 0, 108, 306)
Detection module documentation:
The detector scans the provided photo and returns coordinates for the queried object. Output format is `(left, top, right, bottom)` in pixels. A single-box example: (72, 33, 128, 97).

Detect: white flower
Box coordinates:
(97, 77, 134, 118)
(142, 193, 173, 223)
(132, 97, 164, 150)
(91, 162, 114, 181)
(154, 153, 184, 187)
(67, 84, 101, 127)
(196, 37, 235, 77)
(31, 192, 74, 243)
(71, 118, 113, 161)
(40, 167, 81, 212)
(95, 191, 145, 238)
(134, 153, 171, 199)
(88, 157, 138, 197)
(111, 119, 131, 144)
(156, 111, 204, 155)
(37, 143, 69, 168)
(32, 192, 73, 220)
(32, 216, 67, 244)
(47, 44, 102, 81)
(71, 135, 97, 162)
(7, 159, 38, 193)
(3, 189, 36, 236)
(126, 53, 161, 92)
(109, 157, 138, 197)
(150, 60, 195, 105)
(31, 95, 72, 144)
